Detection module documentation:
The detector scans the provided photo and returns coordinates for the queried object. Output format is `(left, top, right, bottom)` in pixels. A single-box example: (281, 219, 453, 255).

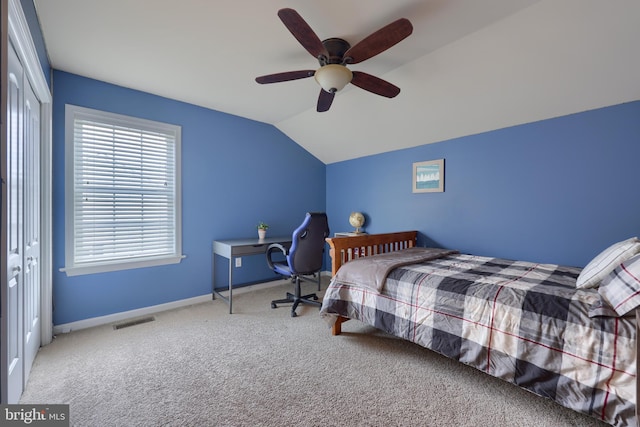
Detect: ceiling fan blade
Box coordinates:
(278, 8, 328, 59)
(343, 18, 413, 64)
(351, 71, 401, 98)
(255, 70, 315, 84)
(317, 89, 335, 112)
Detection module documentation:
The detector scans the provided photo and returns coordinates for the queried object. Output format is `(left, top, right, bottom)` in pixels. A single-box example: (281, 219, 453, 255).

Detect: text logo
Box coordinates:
(1, 405, 69, 426)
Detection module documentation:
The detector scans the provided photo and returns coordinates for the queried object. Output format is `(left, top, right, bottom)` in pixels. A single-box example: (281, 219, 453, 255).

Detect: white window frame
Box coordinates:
(63, 105, 183, 276)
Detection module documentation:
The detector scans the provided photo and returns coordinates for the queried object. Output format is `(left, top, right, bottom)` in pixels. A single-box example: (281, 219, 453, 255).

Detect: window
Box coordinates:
(63, 105, 182, 276)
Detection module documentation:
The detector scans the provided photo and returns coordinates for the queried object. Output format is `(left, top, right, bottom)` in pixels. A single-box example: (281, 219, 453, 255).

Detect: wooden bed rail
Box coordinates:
(325, 231, 418, 334)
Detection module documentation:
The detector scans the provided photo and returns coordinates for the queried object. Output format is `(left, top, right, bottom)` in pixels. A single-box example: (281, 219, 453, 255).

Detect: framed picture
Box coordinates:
(413, 159, 444, 193)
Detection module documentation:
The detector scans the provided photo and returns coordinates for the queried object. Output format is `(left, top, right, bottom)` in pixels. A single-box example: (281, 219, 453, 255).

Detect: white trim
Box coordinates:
(51, 276, 317, 334)
(8, 0, 50, 103)
(8, 0, 53, 345)
(39, 103, 52, 345)
(61, 255, 186, 277)
(53, 294, 213, 334)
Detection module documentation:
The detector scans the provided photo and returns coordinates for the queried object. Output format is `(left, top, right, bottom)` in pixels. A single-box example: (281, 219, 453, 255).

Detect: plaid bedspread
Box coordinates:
(320, 253, 637, 426)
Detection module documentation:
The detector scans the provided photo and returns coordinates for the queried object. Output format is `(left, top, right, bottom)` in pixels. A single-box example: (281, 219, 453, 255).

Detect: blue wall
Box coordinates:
(17, 0, 640, 325)
(51, 71, 326, 325)
(327, 101, 640, 268)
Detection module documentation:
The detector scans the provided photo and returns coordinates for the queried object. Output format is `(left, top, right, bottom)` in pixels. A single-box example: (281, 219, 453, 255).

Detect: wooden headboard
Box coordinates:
(323, 231, 417, 335)
(325, 231, 418, 276)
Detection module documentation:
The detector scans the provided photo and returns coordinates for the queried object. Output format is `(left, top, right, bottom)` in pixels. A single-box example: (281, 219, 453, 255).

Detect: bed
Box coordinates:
(319, 231, 640, 427)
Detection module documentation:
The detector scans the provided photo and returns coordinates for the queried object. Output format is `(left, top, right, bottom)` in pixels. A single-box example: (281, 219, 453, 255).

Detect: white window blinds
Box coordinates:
(64, 105, 182, 276)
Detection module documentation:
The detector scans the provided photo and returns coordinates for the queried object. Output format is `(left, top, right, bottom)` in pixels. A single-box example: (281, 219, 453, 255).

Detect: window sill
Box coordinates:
(61, 255, 185, 276)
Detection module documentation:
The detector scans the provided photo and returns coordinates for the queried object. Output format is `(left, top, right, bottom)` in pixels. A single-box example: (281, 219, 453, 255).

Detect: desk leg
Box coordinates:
(212, 252, 216, 299)
(228, 257, 233, 314)
(212, 254, 233, 314)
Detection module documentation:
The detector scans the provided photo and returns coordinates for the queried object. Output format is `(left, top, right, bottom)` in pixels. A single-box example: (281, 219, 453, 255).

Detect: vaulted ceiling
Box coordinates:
(33, 0, 640, 164)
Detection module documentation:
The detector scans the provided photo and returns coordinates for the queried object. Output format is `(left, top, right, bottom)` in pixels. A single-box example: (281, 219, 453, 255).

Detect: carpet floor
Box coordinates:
(21, 279, 609, 426)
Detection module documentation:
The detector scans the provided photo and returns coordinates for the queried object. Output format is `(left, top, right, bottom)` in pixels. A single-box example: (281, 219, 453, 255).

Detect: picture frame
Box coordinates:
(412, 159, 444, 193)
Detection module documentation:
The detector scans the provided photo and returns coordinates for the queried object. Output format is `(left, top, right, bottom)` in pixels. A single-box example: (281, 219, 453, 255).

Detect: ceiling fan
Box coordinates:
(255, 8, 413, 112)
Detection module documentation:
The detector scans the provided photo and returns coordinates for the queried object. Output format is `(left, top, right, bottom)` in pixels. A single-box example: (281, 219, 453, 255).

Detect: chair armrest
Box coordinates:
(266, 243, 288, 270)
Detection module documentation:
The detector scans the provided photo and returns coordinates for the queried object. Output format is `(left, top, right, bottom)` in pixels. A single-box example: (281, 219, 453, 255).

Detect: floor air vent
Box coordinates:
(113, 316, 155, 330)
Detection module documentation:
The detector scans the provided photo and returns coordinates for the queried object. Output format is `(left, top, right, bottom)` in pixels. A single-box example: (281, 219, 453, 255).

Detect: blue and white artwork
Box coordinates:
(413, 159, 444, 193)
(416, 165, 440, 189)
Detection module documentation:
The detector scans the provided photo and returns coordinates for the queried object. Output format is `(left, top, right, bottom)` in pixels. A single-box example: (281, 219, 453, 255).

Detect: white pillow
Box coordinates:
(576, 237, 640, 289)
(598, 254, 640, 316)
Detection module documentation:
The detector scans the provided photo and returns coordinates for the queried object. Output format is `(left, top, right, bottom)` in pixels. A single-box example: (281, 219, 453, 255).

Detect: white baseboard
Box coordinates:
(52, 272, 331, 335)
(53, 294, 213, 335)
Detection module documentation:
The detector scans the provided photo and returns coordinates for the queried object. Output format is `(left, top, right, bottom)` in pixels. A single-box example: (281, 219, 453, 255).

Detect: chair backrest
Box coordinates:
(287, 212, 330, 275)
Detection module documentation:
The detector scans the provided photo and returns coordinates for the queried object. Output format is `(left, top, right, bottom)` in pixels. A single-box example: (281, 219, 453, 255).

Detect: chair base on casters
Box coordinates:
(271, 277, 322, 317)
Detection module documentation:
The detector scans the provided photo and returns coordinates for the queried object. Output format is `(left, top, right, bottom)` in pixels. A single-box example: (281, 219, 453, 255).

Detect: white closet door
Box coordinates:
(2, 41, 41, 404)
(4, 41, 25, 404)
(23, 69, 41, 383)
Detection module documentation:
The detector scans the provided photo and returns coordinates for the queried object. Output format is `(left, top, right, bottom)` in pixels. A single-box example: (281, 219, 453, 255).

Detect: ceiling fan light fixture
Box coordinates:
(314, 64, 353, 93)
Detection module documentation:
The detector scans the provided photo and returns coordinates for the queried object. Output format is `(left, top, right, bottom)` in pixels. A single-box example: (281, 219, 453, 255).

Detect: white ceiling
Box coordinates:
(33, 0, 640, 164)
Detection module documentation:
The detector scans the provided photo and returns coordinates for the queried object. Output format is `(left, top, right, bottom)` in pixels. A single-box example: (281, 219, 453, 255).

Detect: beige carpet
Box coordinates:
(21, 279, 609, 426)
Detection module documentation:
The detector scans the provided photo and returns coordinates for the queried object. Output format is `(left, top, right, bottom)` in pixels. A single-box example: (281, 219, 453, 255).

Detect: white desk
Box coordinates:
(212, 236, 292, 314)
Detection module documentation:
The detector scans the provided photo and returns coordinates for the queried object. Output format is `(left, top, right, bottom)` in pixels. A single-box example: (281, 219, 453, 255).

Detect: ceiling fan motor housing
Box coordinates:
(319, 38, 351, 65)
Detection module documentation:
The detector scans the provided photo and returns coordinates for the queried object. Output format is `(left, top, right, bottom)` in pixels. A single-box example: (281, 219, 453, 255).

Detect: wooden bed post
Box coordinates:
(325, 231, 418, 336)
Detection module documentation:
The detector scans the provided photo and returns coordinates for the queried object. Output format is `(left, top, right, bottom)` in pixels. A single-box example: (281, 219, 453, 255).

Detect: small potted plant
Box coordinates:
(257, 221, 269, 240)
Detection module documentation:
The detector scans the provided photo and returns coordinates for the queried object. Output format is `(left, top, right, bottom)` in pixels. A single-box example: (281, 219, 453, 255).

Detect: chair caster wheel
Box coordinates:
(313, 295, 319, 300)
(271, 303, 277, 309)
(291, 311, 297, 317)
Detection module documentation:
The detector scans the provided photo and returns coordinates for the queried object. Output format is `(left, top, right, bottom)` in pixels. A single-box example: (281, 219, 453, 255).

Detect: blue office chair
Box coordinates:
(266, 212, 329, 317)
